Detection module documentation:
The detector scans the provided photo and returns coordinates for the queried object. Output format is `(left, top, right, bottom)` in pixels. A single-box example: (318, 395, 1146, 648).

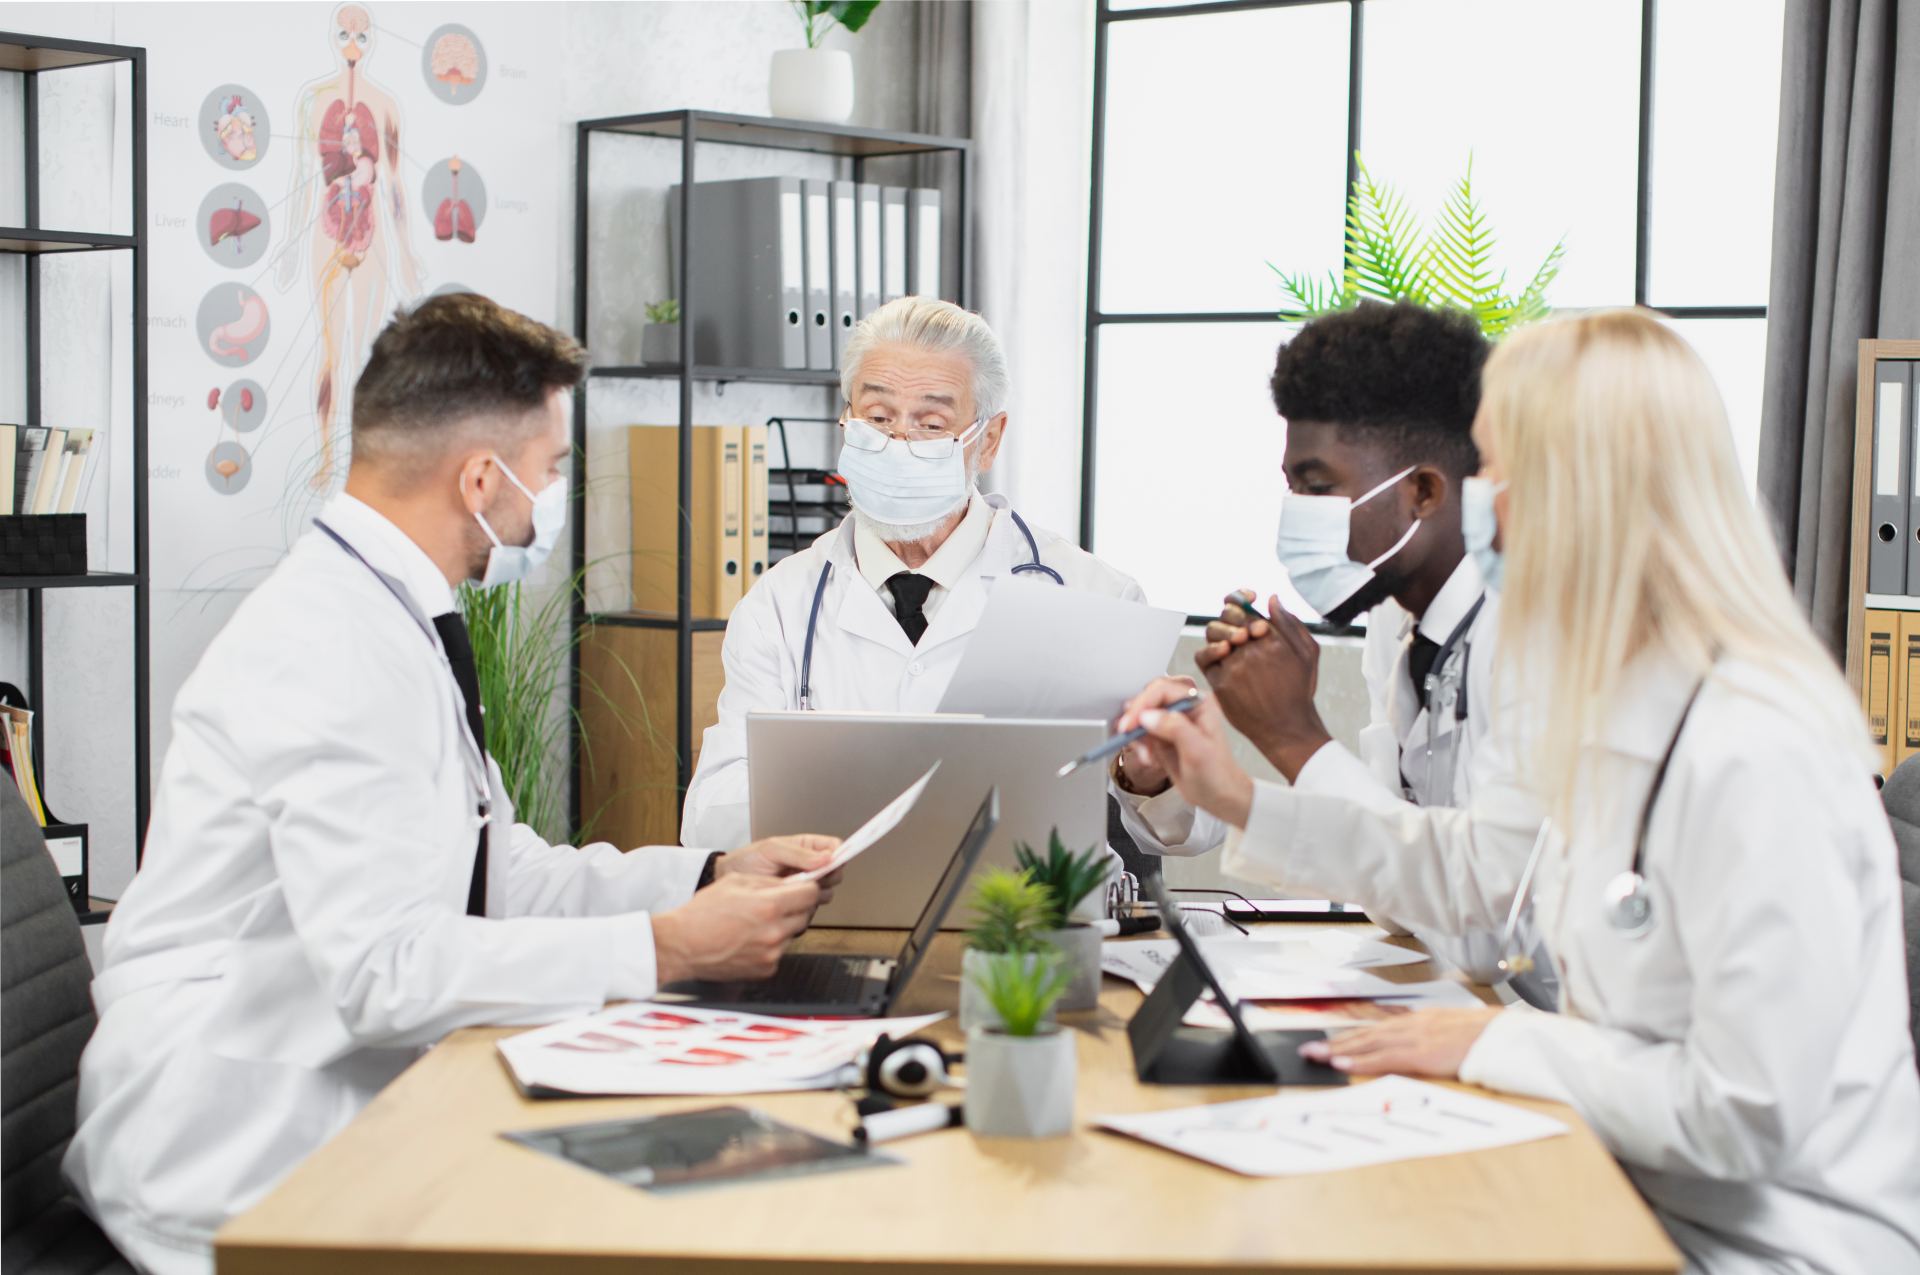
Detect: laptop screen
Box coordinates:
(890, 787, 1000, 991)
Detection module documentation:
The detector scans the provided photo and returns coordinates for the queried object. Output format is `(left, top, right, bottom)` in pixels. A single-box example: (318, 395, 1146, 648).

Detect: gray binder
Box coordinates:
(830, 180, 858, 367)
(803, 179, 832, 370)
(856, 183, 882, 320)
(881, 187, 908, 305)
(907, 188, 942, 299)
(1873, 363, 1911, 594)
(1901, 363, 1920, 595)
(668, 177, 806, 370)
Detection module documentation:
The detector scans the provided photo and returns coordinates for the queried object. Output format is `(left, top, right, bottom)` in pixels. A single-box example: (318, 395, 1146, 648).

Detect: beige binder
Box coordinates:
(742, 424, 769, 594)
(1864, 608, 1899, 777)
(628, 424, 744, 619)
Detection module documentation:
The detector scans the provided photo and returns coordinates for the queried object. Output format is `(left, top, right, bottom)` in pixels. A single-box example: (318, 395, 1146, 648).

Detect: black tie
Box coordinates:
(885, 572, 936, 646)
(431, 611, 489, 918)
(1408, 631, 1442, 714)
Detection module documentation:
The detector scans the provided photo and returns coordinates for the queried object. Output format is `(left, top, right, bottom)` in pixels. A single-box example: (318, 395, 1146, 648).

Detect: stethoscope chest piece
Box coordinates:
(1603, 869, 1654, 937)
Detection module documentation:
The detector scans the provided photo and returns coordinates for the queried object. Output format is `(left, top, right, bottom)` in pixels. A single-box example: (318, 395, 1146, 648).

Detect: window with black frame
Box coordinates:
(1081, 0, 1783, 620)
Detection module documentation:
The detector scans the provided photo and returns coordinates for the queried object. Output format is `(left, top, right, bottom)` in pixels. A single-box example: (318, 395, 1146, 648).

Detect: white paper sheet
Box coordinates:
(1180, 979, 1489, 1031)
(1100, 934, 1426, 999)
(497, 1004, 947, 1097)
(1098, 1075, 1568, 1176)
(794, 761, 941, 881)
(936, 576, 1185, 720)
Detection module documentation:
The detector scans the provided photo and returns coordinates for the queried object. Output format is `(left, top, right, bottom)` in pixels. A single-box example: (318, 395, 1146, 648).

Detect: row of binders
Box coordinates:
(1867, 363, 1920, 595)
(1861, 608, 1920, 777)
(3, 425, 98, 516)
(628, 424, 770, 620)
(668, 177, 944, 372)
(0, 686, 87, 908)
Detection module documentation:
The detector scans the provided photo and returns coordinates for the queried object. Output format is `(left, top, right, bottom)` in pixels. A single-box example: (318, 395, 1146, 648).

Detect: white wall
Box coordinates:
(0, 0, 931, 898)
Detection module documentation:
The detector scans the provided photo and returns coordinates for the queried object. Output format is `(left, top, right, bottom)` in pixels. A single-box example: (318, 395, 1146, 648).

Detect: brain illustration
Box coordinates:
(431, 33, 480, 90)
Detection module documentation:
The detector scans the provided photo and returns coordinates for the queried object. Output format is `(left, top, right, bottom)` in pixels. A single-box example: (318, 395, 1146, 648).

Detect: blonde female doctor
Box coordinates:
(1131, 310, 1920, 1272)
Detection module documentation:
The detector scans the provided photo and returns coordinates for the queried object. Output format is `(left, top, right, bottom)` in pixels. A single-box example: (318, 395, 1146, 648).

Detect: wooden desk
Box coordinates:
(217, 926, 1680, 1275)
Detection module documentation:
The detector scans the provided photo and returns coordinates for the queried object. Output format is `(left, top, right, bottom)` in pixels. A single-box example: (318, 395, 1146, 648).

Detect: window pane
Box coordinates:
(1099, 5, 1351, 314)
(1647, 0, 1784, 306)
(1092, 322, 1314, 617)
(1359, 0, 1641, 308)
(1108, 0, 1242, 10)
(1659, 317, 1770, 491)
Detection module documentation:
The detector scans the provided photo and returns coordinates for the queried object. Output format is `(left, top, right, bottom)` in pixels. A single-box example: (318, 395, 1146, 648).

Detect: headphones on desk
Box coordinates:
(861, 1034, 961, 1100)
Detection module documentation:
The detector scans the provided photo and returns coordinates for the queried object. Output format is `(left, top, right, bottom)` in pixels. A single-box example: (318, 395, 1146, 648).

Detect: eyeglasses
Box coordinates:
(840, 415, 986, 460)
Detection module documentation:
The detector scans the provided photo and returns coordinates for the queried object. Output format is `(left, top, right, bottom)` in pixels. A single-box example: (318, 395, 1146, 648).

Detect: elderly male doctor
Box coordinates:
(682, 296, 1218, 860)
(66, 295, 837, 1275)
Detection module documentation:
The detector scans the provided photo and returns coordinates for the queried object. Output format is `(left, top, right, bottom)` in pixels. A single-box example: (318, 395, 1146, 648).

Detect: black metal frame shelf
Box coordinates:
(3, 30, 151, 917)
(570, 109, 971, 835)
(1080, 0, 1773, 554)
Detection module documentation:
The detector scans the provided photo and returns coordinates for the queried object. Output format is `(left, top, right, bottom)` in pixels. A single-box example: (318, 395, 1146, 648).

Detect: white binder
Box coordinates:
(803, 179, 833, 371)
(830, 180, 858, 368)
(907, 188, 942, 300)
(856, 183, 882, 320)
(1873, 365, 1911, 594)
(666, 177, 806, 370)
(881, 187, 908, 305)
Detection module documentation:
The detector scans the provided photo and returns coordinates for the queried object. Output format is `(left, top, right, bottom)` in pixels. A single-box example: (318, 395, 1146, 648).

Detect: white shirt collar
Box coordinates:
(1415, 553, 1487, 644)
(853, 489, 994, 595)
(317, 492, 459, 620)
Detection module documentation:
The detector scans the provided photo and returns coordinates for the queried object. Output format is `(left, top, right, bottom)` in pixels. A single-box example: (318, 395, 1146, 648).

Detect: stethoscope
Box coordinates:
(1496, 670, 1710, 978)
(313, 519, 493, 815)
(1406, 592, 1487, 806)
(797, 506, 1062, 712)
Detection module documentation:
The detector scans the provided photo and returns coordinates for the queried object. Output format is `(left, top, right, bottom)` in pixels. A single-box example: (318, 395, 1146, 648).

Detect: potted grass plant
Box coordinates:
(1015, 831, 1110, 1013)
(639, 298, 680, 366)
(964, 945, 1075, 1138)
(959, 868, 1055, 1033)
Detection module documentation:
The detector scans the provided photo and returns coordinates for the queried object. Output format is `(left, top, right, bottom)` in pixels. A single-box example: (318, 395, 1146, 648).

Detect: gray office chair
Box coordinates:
(1878, 755, 1920, 1070)
(1, 779, 132, 1273)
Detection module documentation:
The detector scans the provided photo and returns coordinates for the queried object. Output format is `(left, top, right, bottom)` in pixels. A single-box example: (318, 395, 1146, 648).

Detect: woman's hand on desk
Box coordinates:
(1123, 684, 1255, 829)
(1298, 1006, 1503, 1077)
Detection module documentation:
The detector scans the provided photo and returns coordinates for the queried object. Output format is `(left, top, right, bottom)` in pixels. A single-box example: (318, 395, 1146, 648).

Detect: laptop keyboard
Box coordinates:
(727, 954, 879, 1005)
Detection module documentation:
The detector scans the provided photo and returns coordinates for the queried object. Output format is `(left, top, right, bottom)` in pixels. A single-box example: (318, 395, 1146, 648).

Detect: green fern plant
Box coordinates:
(792, 0, 881, 49)
(644, 298, 680, 325)
(1013, 830, 1109, 930)
(972, 947, 1071, 1037)
(966, 868, 1053, 956)
(1272, 153, 1565, 341)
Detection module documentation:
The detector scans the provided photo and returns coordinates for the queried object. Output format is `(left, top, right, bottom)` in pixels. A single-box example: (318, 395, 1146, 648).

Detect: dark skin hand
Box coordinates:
(1195, 590, 1333, 782)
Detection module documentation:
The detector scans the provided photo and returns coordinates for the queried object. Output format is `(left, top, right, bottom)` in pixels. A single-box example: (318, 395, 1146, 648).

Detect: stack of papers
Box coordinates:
(1098, 1075, 1568, 1176)
(497, 1005, 944, 1098)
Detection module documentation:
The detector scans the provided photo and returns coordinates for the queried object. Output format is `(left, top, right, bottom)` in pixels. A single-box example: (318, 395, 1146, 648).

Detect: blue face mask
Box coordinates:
(1461, 476, 1506, 591)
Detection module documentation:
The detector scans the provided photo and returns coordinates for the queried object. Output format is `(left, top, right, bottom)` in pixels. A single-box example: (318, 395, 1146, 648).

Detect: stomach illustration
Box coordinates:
(208, 290, 269, 359)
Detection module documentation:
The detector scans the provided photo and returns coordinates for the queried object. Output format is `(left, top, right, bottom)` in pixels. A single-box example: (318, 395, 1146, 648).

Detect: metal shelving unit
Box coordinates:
(2, 31, 150, 922)
(569, 109, 970, 835)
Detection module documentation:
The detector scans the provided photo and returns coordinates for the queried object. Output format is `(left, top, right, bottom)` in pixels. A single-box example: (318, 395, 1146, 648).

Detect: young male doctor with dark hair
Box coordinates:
(66, 294, 840, 1275)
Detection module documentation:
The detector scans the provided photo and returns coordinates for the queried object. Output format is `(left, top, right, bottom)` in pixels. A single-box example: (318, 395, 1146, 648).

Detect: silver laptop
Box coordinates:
(747, 713, 1107, 928)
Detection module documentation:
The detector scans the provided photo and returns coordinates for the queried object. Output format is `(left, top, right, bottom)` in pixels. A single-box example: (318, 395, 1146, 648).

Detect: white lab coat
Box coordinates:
(682, 494, 1221, 859)
(1225, 652, 1920, 1273)
(1289, 558, 1555, 1004)
(64, 495, 711, 1275)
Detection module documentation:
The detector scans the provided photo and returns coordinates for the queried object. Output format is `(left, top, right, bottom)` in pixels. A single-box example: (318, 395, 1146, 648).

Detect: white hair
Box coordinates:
(839, 296, 1009, 420)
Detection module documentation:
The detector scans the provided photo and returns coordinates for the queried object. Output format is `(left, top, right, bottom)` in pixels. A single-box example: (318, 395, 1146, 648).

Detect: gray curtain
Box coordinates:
(1757, 0, 1920, 656)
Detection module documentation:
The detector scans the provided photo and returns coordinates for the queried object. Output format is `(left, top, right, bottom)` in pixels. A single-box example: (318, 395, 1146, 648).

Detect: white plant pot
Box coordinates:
(639, 322, 679, 365)
(1039, 924, 1101, 1013)
(769, 47, 854, 124)
(959, 949, 1060, 1034)
(964, 1025, 1077, 1138)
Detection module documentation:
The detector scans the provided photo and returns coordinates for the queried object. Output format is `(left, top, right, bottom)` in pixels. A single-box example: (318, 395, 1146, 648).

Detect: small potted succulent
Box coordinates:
(959, 868, 1054, 1034)
(770, 1, 880, 123)
(964, 945, 1076, 1138)
(1015, 831, 1110, 1013)
(639, 298, 680, 365)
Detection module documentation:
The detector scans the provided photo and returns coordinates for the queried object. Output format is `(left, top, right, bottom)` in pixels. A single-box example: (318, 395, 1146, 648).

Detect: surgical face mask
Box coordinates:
(471, 454, 567, 588)
(1462, 475, 1507, 592)
(836, 415, 986, 536)
(1275, 466, 1417, 621)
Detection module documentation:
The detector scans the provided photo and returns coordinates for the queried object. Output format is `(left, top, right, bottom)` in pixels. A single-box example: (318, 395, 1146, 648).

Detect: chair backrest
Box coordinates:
(1877, 754, 1920, 1067)
(0, 778, 98, 1240)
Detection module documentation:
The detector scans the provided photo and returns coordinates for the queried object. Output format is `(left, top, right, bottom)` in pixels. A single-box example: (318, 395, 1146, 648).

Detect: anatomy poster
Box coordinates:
(121, 3, 561, 591)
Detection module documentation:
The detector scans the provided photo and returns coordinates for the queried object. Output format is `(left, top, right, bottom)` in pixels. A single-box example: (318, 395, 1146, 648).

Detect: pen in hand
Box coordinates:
(1056, 694, 1203, 777)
